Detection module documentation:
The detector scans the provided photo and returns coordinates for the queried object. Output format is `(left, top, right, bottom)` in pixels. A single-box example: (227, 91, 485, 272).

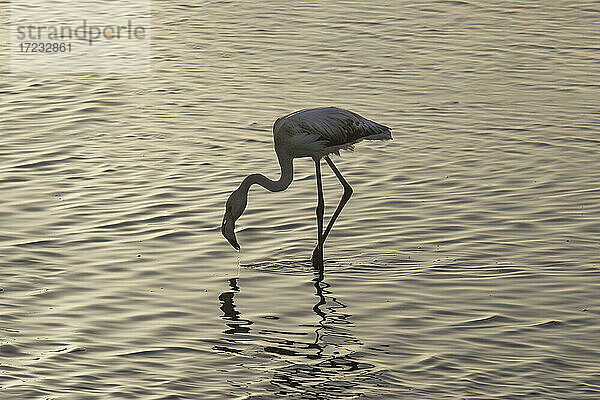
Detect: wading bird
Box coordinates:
(221, 107, 392, 268)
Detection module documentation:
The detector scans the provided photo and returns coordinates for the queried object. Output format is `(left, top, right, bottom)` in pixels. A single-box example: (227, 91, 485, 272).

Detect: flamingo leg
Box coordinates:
(313, 158, 325, 269)
(311, 156, 353, 262)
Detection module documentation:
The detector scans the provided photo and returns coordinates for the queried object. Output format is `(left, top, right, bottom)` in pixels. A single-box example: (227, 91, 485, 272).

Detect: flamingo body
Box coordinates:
(273, 107, 392, 159)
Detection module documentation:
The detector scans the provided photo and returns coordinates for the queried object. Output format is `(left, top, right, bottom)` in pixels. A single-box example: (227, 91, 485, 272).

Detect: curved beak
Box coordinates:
(221, 212, 240, 250)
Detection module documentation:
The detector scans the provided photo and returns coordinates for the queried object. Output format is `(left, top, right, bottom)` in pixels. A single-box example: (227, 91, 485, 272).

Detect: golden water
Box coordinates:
(1, 1, 599, 398)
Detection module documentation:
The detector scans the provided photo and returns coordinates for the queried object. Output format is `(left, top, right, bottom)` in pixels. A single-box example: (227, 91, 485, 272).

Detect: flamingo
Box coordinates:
(221, 106, 392, 267)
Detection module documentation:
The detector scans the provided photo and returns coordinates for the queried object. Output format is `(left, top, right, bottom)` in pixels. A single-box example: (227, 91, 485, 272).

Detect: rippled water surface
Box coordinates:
(2, 1, 600, 399)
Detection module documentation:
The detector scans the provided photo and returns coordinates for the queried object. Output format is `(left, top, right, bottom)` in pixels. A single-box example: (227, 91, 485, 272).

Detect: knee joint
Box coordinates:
(316, 201, 324, 215)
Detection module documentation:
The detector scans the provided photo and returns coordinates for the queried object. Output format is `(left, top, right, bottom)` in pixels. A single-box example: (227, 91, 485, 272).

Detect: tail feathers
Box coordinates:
(362, 130, 392, 141)
(322, 130, 389, 157)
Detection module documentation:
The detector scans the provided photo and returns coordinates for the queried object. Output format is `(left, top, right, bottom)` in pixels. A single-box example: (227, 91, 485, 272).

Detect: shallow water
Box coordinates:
(2, 1, 600, 399)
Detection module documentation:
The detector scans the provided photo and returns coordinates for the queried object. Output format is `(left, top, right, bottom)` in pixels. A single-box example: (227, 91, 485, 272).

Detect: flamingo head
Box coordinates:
(221, 188, 247, 250)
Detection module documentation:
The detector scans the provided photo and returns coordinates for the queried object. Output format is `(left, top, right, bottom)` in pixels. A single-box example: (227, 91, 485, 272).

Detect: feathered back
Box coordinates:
(273, 107, 392, 147)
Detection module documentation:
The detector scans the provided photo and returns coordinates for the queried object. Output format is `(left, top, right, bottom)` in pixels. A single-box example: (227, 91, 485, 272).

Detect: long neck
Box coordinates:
(240, 153, 293, 194)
